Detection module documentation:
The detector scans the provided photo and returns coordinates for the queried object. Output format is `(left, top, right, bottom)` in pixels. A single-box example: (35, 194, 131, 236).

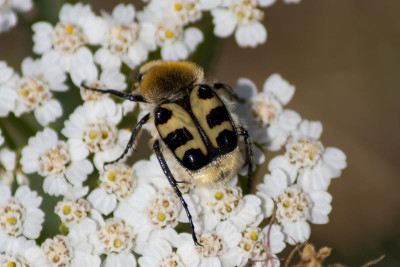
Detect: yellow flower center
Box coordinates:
(7, 263, 16, 267)
(65, 25, 74, 34)
(163, 200, 170, 208)
(63, 205, 71, 215)
(244, 243, 251, 251)
(108, 171, 115, 181)
(215, 192, 224, 200)
(283, 201, 291, 208)
(6, 217, 17, 225)
(158, 213, 166, 221)
(114, 238, 122, 248)
(165, 30, 174, 39)
(250, 231, 258, 241)
(174, 2, 182, 11)
(89, 130, 98, 139)
(18, 90, 28, 97)
(53, 255, 60, 263)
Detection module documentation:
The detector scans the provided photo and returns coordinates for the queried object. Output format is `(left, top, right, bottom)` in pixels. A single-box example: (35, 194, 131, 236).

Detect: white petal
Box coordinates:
(283, 221, 310, 245)
(161, 42, 188, 61)
(299, 120, 323, 140)
(87, 188, 117, 215)
(211, 8, 236, 37)
(184, 27, 203, 52)
(235, 78, 258, 100)
(34, 99, 63, 126)
(235, 22, 266, 48)
(263, 73, 295, 105)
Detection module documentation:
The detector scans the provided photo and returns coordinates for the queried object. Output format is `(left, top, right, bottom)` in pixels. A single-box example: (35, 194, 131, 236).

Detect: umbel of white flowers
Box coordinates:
(0, 1, 348, 267)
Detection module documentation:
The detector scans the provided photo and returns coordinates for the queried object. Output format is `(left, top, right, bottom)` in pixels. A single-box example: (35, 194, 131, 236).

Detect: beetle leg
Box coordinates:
(81, 82, 148, 103)
(239, 127, 254, 193)
(153, 140, 202, 246)
(103, 113, 150, 169)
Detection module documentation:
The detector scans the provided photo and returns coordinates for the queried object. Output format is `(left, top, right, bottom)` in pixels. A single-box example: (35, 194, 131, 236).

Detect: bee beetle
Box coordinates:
(82, 60, 253, 246)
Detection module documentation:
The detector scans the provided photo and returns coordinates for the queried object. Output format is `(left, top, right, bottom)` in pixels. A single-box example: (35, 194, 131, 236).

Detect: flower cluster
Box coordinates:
(0, 1, 347, 267)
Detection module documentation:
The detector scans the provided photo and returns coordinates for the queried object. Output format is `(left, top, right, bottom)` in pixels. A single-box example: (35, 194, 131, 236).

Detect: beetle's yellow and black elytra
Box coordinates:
(82, 60, 254, 246)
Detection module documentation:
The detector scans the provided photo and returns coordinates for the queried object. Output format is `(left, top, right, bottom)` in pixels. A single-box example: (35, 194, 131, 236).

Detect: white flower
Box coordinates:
(95, 3, 156, 69)
(257, 169, 332, 244)
(196, 176, 263, 231)
(41, 235, 100, 267)
(90, 218, 136, 267)
(269, 120, 347, 191)
(233, 224, 285, 266)
(54, 186, 97, 236)
(138, 228, 200, 267)
(0, 236, 46, 267)
(87, 162, 137, 215)
(235, 75, 301, 151)
(0, 185, 44, 243)
(178, 221, 242, 267)
(61, 102, 130, 170)
(70, 59, 131, 115)
(21, 128, 93, 196)
(32, 3, 105, 71)
(211, 0, 268, 47)
(114, 183, 198, 248)
(0, 61, 18, 117)
(138, 7, 203, 60)
(0, 0, 33, 32)
(144, 0, 213, 26)
(13, 55, 68, 126)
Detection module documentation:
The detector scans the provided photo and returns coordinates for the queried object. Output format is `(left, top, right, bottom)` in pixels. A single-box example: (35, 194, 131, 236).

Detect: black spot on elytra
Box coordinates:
(182, 148, 208, 170)
(163, 128, 194, 151)
(155, 107, 172, 125)
(206, 106, 230, 128)
(216, 129, 237, 153)
(198, 85, 214, 99)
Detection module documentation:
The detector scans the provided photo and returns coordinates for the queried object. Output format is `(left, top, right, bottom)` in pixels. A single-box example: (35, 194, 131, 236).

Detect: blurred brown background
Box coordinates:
(0, 0, 399, 265)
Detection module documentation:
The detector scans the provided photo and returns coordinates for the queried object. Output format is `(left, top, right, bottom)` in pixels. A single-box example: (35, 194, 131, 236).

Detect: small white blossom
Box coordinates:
(257, 169, 332, 244)
(211, 0, 268, 47)
(235, 75, 301, 151)
(0, 0, 33, 32)
(114, 183, 198, 248)
(0, 61, 18, 117)
(178, 221, 242, 267)
(41, 235, 100, 267)
(234, 224, 285, 266)
(138, 228, 200, 266)
(61, 102, 130, 170)
(0, 185, 44, 243)
(70, 59, 131, 114)
(13, 55, 68, 126)
(138, 6, 203, 60)
(196, 176, 262, 230)
(269, 120, 347, 191)
(87, 163, 137, 215)
(95, 3, 156, 70)
(90, 217, 136, 267)
(21, 128, 93, 196)
(0, 236, 46, 267)
(32, 3, 105, 71)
